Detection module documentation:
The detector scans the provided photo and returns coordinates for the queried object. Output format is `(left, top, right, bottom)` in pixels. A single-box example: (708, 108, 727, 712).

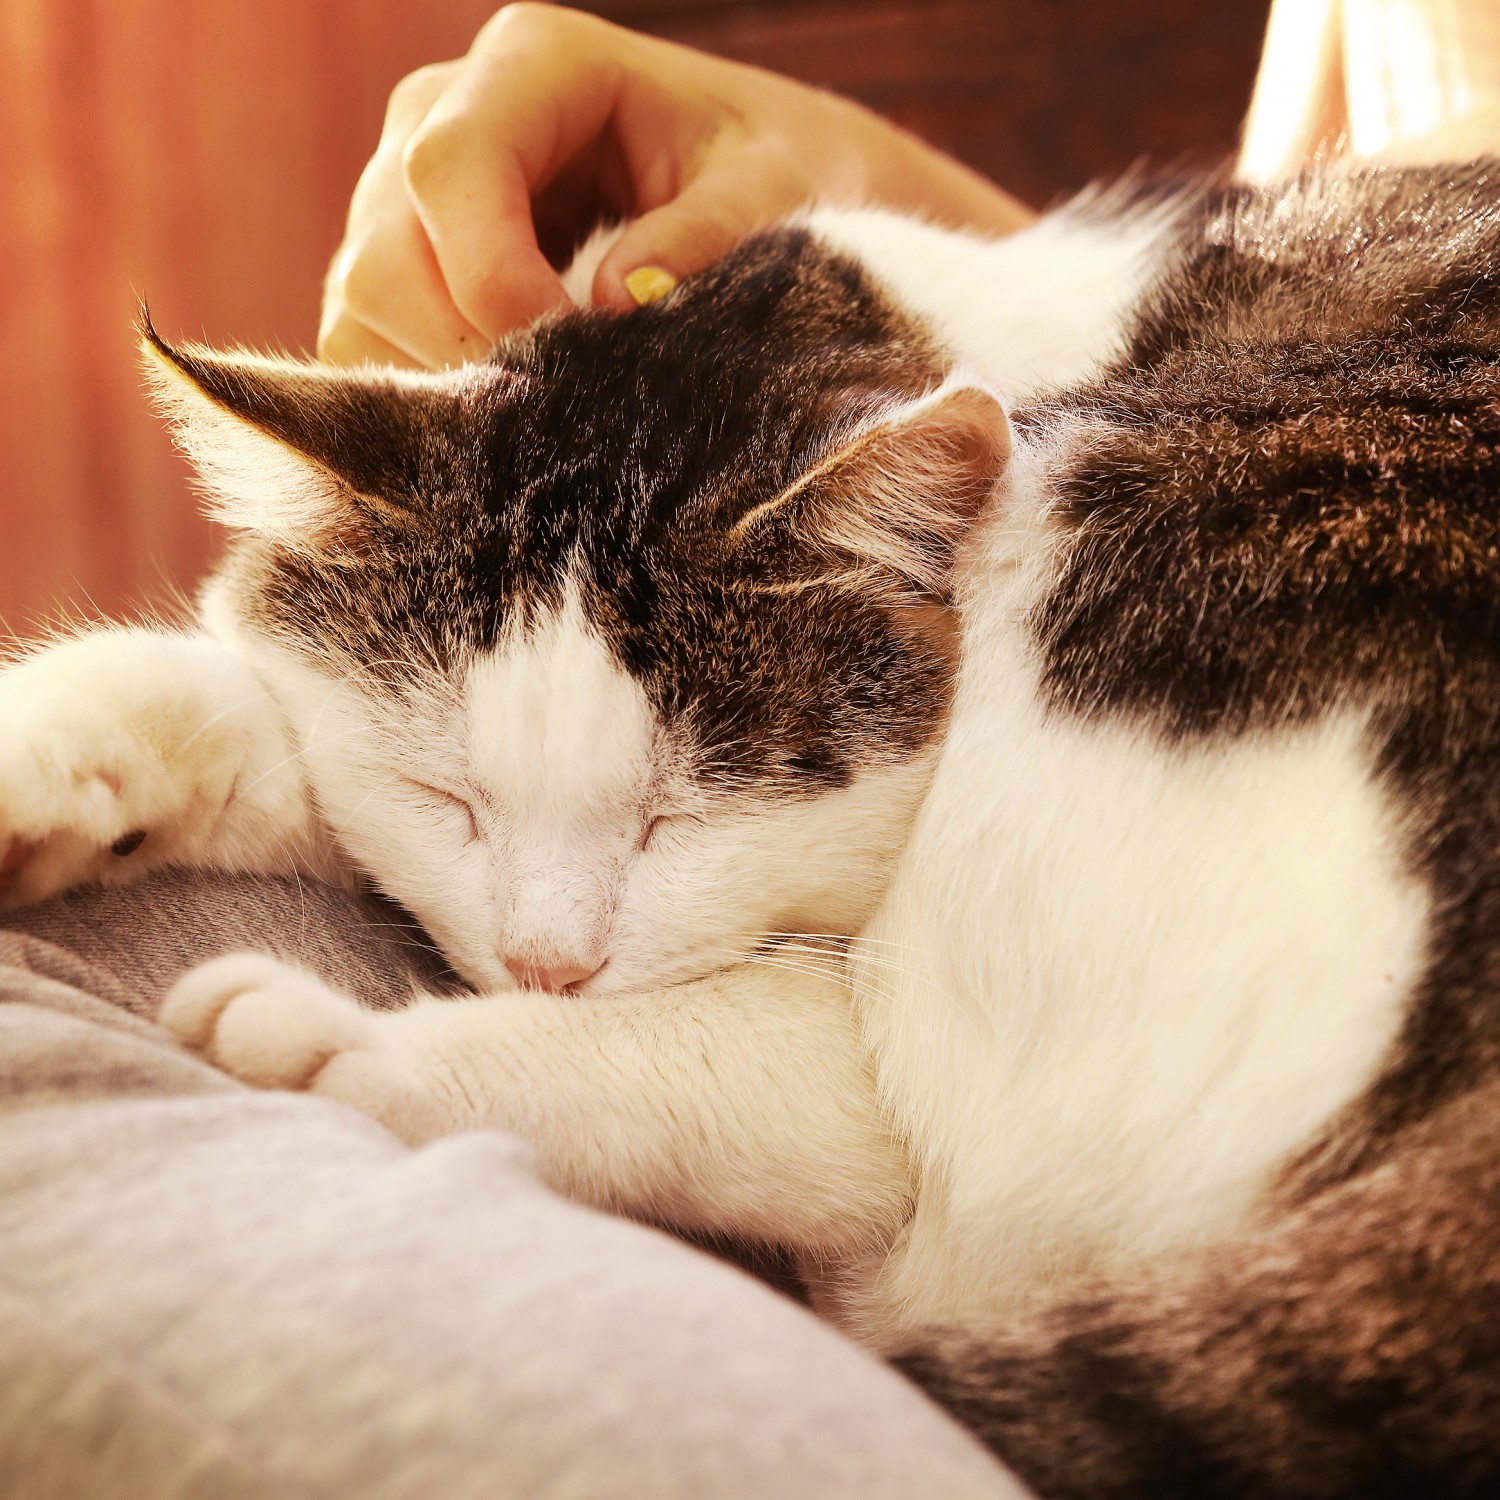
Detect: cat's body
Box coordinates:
(4, 162, 1500, 1495)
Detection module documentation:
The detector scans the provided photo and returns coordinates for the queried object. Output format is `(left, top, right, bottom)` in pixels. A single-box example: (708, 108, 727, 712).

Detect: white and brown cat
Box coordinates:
(4, 161, 1499, 1496)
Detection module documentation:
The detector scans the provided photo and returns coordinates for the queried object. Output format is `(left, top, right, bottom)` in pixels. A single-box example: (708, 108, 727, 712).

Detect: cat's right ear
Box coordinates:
(732, 377, 1011, 598)
(139, 313, 475, 551)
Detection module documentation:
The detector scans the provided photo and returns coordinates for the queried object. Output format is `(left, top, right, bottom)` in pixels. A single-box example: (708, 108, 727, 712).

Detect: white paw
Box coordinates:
(0, 630, 310, 908)
(161, 953, 378, 1089)
(0, 685, 182, 907)
(161, 953, 440, 1139)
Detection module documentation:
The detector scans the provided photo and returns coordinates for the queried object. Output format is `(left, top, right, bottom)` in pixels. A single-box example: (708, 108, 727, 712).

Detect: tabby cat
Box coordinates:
(3, 160, 1499, 1496)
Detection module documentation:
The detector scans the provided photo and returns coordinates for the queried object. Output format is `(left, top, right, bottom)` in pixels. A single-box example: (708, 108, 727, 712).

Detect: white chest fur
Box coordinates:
(848, 451, 1430, 1339)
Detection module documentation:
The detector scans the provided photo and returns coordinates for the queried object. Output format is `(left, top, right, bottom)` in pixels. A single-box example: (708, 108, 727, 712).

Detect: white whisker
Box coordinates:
(234, 721, 376, 801)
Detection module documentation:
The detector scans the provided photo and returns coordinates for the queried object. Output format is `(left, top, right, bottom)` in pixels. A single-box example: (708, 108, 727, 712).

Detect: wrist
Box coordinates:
(837, 96, 1036, 236)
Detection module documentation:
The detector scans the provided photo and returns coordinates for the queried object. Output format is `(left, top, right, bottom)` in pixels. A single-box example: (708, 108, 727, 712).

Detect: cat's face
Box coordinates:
(251, 578, 942, 994)
(149, 230, 1008, 994)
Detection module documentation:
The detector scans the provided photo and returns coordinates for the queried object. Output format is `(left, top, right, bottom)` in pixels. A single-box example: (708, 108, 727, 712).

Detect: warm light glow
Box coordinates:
(1243, 0, 1500, 182)
(1238, 0, 1346, 184)
(1344, 0, 1453, 154)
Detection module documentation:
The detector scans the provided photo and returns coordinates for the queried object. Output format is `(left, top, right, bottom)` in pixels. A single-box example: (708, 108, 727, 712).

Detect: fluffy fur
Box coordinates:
(4, 160, 1500, 1495)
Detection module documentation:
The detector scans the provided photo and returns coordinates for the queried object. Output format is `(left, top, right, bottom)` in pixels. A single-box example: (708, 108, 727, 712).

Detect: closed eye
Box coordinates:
(407, 778, 480, 844)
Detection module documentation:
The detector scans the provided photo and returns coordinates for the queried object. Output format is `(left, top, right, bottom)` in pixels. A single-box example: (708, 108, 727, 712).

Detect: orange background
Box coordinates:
(0, 0, 1267, 636)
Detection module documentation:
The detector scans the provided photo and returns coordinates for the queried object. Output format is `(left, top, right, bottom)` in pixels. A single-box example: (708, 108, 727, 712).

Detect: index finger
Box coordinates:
(400, 9, 629, 336)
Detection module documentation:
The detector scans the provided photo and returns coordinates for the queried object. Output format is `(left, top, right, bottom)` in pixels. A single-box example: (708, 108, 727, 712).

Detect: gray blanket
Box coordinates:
(0, 871, 1025, 1499)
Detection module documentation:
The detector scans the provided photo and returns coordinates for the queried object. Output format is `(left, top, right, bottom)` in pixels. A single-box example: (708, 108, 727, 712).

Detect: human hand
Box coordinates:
(320, 2, 1033, 368)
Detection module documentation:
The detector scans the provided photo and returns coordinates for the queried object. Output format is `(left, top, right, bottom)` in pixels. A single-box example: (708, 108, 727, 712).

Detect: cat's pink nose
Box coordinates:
(504, 957, 602, 994)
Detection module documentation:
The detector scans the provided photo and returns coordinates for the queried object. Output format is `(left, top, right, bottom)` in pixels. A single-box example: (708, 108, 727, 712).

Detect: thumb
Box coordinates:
(592, 166, 790, 309)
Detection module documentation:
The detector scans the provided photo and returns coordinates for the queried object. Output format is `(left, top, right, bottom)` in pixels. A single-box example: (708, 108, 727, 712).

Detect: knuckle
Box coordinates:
(330, 255, 387, 327)
(383, 61, 455, 133)
(400, 117, 460, 195)
(343, 149, 400, 235)
(323, 226, 403, 330)
(757, 140, 814, 196)
(672, 204, 753, 260)
(320, 248, 360, 325)
(461, 261, 514, 312)
(315, 314, 361, 365)
(477, 2, 580, 48)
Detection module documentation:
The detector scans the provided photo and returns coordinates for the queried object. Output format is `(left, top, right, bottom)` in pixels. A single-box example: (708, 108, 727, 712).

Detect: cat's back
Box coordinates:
(864, 166, 1500, 1496)
(848, 160, 1500, 1332)
(1045, 159, 1500, 1172)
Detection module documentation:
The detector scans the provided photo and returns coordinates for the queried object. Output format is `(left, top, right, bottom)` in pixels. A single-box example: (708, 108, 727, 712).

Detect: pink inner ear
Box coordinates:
(801, 383, 1011, 596)
(924, 385, 1013, 485)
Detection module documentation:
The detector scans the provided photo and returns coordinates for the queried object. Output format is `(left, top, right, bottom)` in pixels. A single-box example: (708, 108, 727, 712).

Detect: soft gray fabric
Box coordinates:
(0, 873, 1026, 1500)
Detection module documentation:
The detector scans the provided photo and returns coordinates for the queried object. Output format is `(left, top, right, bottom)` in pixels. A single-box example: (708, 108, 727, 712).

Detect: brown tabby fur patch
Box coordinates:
(899, 162, 1500, 1498)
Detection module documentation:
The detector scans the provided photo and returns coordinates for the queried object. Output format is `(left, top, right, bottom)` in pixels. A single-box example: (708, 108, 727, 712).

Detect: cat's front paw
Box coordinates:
(0, 680, 175, 908)
(161, 953, 379, 1088)
(161, 953, 441, 1139)
(0, 631, 307, 909)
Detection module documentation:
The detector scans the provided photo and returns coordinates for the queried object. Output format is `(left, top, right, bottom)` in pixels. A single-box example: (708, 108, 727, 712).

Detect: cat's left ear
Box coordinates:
(735, 379, 1010, 597)
(140, 314, 472, 550)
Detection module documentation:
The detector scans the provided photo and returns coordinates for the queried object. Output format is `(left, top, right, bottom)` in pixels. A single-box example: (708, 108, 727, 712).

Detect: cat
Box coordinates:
(3, 158, 1500, 1497)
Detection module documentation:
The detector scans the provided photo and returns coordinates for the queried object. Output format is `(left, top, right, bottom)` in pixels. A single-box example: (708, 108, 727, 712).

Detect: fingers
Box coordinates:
(400, 137, 573, 340)
(321, 199, 493, 368)
(399, 6, 626, 338)
(592, 152, 804, 310)
(320, 1, 1033, 369)
(321, 59, 496, 368)
(316, 313, 423, 370)
(320, 30, 582, 367)
(321, 4, 839, 364)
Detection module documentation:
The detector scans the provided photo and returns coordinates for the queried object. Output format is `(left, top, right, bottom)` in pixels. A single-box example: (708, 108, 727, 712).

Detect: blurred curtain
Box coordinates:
(0, 0, 498, 630)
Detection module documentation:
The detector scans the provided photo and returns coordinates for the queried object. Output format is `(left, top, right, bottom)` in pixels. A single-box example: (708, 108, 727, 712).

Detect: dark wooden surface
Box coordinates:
(0, 0, 1269, 633)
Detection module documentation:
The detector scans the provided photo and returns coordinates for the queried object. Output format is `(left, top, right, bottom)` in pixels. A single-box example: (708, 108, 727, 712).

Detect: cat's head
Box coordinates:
(145, 229, 1009, 994)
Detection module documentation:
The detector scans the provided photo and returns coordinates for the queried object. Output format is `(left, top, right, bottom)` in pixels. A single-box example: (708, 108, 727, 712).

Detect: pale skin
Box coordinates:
(324, 0, 1500, 373)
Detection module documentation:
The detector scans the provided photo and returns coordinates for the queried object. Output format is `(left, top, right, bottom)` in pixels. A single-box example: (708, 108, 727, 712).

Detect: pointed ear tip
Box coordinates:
(930, 382, 1012, 468)
(135, 299, 166, 352)
(134, 310, 237, 379)
(136, 315, 185, 377)
(136, 326, 222, 402)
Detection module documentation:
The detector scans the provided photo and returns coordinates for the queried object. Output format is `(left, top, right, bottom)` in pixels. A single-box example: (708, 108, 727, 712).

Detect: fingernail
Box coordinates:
(624, 266, 678, 306)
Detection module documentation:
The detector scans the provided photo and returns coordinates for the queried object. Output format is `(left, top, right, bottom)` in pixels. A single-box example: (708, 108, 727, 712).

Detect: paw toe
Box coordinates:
(160, 953, 284, 1049)
(212, 987, 358, 1090)
(162, 954, 374, 1091)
